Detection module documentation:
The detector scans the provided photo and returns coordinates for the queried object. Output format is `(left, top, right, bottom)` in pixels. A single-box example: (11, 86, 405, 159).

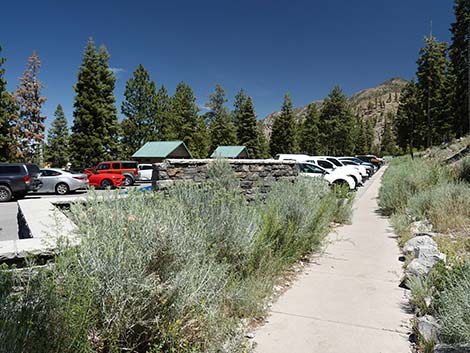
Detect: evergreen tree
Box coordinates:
(0, 46, 16, 162)
(45, 104, 69, 167)
(192, 115, 210, 158)
(396, 81, 422, 158)
(318, 86, 355, 155)
(172, 82, 200, 154)
(236, 95, 260, 158)
(355, 118, 368, 155)
(69, 39, 121, 167)
(365, 119, 375, 153)
(299, 103, 320, 155)
(207, 84, 237, 151)
(257, 122, 270, 158)
(270, 94, 297, 156)
(233, 88, 248, 129)
(450, 0, 470, 136)
(12, 51, 46, 163)
(380, 112, 396, 155)
(121, 64, 158, 157)
(156, 85, 176, 140)
(416, 36, 452, 146)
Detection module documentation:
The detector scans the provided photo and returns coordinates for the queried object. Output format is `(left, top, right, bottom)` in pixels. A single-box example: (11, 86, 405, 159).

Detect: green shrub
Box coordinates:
(455, 156, 470, 184)
(407, 275, 435, 316)
(436, 262, 470, 344)
(407, 182, 470, 232)
(0, 163, 352, 352)
(378, 157, 452, 215)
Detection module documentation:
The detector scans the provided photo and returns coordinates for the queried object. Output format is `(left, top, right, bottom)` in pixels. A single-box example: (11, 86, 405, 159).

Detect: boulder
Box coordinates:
(434, 343, 470, 353)
(403, 235, 438, 257)
(410, 220, 433, 234)
(406, 258, 434, 277)
(416, 315, 440, 343)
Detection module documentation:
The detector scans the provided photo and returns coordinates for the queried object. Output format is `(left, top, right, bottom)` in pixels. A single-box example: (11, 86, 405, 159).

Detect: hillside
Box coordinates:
(262, 77, 408, 146)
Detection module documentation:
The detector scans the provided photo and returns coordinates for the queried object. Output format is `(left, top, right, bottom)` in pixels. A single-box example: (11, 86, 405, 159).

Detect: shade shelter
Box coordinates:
(132, 141, 192, 163)
(210, 146, 249, 159)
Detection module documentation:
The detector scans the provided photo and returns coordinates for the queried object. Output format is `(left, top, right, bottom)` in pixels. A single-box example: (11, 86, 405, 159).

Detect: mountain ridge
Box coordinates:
(261, 77, 408, 146)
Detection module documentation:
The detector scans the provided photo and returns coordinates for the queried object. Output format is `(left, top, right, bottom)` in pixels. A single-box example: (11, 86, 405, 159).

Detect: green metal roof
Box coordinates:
(210, 146, 248, 158)
(132, 141, 190, 158)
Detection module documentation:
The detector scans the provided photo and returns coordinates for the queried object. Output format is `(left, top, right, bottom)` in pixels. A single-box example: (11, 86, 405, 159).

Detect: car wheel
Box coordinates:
(123, 175, 134, 186)
(0, 185, 12, 202)
(55, 183, 70, 195)
(101, 179, 113, 189)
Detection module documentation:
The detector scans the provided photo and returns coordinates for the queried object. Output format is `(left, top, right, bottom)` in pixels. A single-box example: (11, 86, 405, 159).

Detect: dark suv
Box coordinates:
(0, 163, 42, 202)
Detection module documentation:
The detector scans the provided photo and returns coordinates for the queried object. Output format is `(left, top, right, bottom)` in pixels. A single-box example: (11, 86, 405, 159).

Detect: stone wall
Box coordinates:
(152, 159, 299, 198)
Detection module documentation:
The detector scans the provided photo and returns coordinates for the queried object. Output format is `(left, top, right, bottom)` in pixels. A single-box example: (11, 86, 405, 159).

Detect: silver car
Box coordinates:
(36, 168, 88, 195)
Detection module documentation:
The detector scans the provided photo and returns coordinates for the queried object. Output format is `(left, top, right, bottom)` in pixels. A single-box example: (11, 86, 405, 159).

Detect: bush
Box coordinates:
(436, 262, 470, 344)
(407, 182, 470, 232)
(0, 163, 352, 352)
(378, 157, 452, 215)
(455, 156, 470, 184)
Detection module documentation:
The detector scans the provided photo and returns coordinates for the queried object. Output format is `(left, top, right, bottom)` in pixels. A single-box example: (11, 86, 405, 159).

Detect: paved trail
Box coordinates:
(255, 168, 411, 353)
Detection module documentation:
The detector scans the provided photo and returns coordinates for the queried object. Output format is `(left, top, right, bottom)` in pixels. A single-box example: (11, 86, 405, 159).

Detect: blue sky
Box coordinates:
(2, 0, 454, 127)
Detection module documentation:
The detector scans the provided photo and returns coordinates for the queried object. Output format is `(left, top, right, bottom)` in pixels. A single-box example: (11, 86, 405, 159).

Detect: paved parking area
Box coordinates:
(0, 183, 150, 241)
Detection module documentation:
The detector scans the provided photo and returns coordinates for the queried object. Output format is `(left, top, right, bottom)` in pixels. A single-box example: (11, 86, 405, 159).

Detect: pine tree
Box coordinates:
(396, 81, 422, 158)
(236, 95, 260, 158)
(172, 82, 200, 155)
(380, 112, 396, 155)
(450, 0, 470, 136)
(207, 84, 237, 152)
(299, 103, 320, 155)
(156, 85, 176, 140)
(257, 122, 270, 158)
(97, 45, 121, 159)
(416, 36, 452, 146)
(318, 86, 355, 155)
(192, 115, 210, 158)
(270, 94, 297, 156)
(69, 39, 120, 167)
(233, 89, 247, 129)
(355, 118, 368, 155)
(45, 104, 69, 167)
(366, 120, 375, 152)
(0, 46, 17, 162)
(12, 51, 47, 163)
(121, 64, 158, 157)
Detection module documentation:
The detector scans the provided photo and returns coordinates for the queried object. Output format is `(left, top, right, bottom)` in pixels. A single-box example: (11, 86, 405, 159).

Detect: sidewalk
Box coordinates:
(254, 168, 411, 353)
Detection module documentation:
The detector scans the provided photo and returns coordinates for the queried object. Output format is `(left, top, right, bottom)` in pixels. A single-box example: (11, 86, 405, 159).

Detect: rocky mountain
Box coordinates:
(262, 77, 408, 146)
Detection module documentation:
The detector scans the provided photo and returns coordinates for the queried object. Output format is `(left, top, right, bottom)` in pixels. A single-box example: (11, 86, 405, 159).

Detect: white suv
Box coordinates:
(304, 157, 364, 187)
(297, 162, 356, 190)
(137, 164, 153, 181)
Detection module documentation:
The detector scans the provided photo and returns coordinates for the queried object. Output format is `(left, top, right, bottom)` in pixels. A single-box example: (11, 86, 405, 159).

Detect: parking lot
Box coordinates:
(0, 183, 151, 241)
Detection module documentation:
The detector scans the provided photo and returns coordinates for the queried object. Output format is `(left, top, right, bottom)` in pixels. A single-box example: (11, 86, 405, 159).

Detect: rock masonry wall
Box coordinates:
(152, 159, 299, 199)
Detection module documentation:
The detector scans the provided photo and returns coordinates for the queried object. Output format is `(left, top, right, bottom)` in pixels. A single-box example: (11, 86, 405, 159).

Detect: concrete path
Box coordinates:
(254, 168, 411, 353)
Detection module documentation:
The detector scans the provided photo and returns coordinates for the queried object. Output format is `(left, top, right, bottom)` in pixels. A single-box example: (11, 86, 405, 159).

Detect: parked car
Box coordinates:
(137, 164, 153, 181)
(297, 162, 356, 190)
(318, 156, 369, 180)
(302, 157, 364, 186)
(85, 168, 125, 189)
(337, 158, 375, 176)
(0, 163, 42, 202)
(356, 155, 384, 168)
(275, 154, 363, 187)
(34, 168, 88, 195)
(95, 161, 139, 186)
(338, 157, 377, 172)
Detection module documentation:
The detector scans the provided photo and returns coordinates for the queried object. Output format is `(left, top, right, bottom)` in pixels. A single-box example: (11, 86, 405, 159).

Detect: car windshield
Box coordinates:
(327, 158, 343, 167)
